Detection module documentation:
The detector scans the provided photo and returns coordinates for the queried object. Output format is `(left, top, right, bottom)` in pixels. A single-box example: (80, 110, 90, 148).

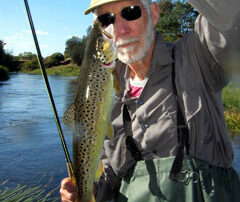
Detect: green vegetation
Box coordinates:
(224, 110, 240, 131)
(65, 36, 87, 65)
(44, 52, 65, 68)
(156, 0, 198, 42)
(222, 83, 240, 112)
(0, 65, 9, 81)
(0, 40, 19, 80)
(21, 57, 39, 72)
(0, 181, 59, 202)
(223, 82, 240, 131)
(29, 64, 80, 76)
(19, 52, 66, 73)
(17, 52, 37, 61)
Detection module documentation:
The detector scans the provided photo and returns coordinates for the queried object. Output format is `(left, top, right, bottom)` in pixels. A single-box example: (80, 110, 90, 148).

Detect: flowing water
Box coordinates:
(0, 73, 76, 198)
(0, 73, 239, 198)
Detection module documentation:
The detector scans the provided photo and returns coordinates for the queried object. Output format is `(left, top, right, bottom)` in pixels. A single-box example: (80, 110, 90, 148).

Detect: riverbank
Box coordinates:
(27, 64, 79, 77)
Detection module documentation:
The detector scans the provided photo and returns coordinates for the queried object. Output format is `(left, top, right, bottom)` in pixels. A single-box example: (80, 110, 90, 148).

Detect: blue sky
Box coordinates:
(0, 0, 93, 57)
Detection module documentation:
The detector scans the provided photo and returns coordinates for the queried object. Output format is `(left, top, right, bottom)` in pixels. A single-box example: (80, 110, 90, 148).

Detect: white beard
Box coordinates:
(116, 16, 155, 64)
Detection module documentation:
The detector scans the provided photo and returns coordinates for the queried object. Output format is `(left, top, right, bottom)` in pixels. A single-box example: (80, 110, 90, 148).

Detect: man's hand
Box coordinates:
(60, 177, 77, 202)
(60, 177, 98, 202)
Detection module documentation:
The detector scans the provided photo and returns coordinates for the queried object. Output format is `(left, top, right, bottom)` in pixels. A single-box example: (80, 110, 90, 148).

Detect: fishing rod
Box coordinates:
(23, 0, 73, 176)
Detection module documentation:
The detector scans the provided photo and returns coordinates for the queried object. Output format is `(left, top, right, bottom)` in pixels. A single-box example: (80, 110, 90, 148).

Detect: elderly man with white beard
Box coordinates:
(60, 0, 240, 201)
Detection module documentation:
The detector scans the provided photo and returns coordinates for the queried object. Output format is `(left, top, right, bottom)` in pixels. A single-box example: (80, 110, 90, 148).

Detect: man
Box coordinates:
(60, 0, 240, 201)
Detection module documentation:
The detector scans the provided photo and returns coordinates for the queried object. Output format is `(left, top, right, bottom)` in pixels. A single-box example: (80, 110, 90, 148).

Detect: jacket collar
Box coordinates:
(150, 32, 174, 68)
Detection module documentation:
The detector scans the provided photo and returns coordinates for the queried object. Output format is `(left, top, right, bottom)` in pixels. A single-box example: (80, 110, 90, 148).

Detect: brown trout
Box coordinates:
(63, 23, 117, 201)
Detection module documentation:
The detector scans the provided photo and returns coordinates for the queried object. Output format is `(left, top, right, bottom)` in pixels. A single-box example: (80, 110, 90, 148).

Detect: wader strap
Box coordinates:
(169, 50, 190, 180)
(123, 105, 143, 161)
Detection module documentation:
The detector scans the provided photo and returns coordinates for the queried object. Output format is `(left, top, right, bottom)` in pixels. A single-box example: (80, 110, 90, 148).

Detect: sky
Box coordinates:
(0, 0, 93, 57)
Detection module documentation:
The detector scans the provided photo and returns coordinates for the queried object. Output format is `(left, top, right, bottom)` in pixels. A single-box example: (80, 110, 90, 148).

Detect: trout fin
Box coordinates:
(90, 195, 96, 202)
(107, 121, 114, 139)
(63, 103, 76, 129)
(112, 69, 121, 94)
(95, 160, 104, 181)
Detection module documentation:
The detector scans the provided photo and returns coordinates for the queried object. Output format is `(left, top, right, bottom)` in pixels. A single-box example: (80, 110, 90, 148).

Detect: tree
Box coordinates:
(0, 40, 6, 64)
(18, 52, 37, 60)
(64, 26, 91, 66)
(175, 0, 198, 34)
(155, 0, 198, 42)
(0, 40, 18, 72)
(44, 52, 64, 68)
(64, 36, 87, 65)
(21, 57, 39, 72)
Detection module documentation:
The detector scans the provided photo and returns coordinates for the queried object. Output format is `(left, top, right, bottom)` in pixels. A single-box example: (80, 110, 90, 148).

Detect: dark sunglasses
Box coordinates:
(97, 5, 142, 28)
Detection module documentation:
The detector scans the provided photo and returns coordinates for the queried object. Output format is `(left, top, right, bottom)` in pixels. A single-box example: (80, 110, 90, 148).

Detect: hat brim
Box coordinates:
(84, 0, 129, 15)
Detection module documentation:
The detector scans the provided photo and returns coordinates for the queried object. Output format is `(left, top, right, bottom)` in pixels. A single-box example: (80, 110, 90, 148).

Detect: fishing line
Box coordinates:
(23, 0, 73, 176)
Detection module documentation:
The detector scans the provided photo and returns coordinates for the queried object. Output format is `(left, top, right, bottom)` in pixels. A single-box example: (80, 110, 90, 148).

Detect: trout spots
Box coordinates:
(84, 66, 109, 105)
(75, 134, 99, 199)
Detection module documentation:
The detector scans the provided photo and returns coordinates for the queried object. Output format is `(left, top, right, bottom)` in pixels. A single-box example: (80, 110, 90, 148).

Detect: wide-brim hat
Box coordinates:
(84, 0, 130, 15)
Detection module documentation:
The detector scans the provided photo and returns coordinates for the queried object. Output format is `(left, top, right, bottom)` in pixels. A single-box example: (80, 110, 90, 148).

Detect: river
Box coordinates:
(0, 73, 75, 198)
(0, 73, 239, 199)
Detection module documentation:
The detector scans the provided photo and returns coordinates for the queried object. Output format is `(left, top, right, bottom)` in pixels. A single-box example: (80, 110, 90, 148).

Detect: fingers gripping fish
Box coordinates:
(63, 23, 118, 202)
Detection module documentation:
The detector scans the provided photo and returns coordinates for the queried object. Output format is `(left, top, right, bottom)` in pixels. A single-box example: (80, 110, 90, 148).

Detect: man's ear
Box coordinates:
(151, 2, 159, 26)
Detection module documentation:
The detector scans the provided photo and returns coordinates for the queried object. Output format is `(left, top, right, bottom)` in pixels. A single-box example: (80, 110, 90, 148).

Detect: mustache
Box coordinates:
(116, 38, 139, 48)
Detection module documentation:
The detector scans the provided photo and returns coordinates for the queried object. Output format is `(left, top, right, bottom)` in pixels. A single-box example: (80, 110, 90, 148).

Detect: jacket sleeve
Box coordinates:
(188, 0, 240, 31)
(188, 0, 240, 77)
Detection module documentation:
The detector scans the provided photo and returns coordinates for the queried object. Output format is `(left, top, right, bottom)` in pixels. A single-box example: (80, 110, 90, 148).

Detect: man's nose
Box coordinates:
(114, 16, 131, 38)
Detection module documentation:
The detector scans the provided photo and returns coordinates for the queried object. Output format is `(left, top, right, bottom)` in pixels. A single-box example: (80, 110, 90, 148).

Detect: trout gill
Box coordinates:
(63, 23, 117, 201)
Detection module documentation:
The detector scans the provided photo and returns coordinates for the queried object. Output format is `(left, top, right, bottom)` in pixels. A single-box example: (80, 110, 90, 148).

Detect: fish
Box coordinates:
(63, 23, 118, 202)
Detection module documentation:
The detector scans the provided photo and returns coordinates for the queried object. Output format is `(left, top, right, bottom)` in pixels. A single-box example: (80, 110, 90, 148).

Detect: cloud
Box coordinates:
(4, 31, 33, 48)
(36, 30, 48, 36)
(2, 30, 48, 55)
(24, 29, 48, 36)
(2, 29, 60, 56)
(67, 35, 82, 39)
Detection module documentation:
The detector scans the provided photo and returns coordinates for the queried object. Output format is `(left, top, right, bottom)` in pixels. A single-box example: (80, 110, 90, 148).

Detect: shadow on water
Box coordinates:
(0, 73, 239, 199)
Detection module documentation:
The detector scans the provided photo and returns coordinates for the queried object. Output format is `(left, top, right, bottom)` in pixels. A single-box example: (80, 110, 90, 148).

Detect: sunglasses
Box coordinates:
(97, 5, 142, 28)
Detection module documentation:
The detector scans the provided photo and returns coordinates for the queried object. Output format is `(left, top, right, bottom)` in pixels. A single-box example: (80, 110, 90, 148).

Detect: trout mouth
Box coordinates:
(96, 35, 116, 67)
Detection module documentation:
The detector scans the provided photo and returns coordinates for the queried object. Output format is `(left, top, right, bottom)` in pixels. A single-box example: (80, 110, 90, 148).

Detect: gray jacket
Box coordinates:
(102, 0, 240, 181)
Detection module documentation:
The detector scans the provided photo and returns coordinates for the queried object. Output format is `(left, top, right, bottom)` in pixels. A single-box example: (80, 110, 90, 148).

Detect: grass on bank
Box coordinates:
(223, 82, 240, 131)
(28, 64, 80, 77)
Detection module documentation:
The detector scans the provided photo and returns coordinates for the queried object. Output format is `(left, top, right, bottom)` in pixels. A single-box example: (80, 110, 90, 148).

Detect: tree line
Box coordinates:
(0, 0, 197, 81)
